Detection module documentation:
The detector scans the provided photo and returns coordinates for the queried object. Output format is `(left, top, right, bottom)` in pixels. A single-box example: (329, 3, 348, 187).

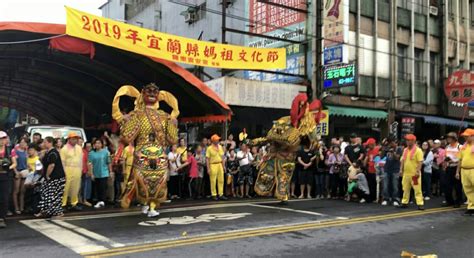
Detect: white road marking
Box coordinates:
(21, 219, 109, 254)
(52, 220, 125, 248)
(61, 199, 327, 221)
(246, 203, 327, 216)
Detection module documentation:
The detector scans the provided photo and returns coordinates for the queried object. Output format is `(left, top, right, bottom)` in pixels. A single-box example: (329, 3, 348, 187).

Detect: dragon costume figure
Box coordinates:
(253, 93, 323, 203)
(112, 83, 179, 217)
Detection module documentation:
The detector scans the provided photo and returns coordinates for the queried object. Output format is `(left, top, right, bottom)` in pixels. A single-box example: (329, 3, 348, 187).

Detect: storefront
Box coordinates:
(325, 105, 388, 140)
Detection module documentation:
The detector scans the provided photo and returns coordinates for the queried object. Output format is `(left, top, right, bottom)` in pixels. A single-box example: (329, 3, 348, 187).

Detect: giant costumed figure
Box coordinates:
(112, 83, 179, 217)
(252, 93, 323, 204)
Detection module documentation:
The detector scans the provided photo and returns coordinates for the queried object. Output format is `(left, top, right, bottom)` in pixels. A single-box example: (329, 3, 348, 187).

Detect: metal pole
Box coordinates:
(221, 0, 226, 77)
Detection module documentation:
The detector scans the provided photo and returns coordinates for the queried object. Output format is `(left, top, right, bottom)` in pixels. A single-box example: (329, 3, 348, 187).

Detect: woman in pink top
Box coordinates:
(178, 147, 199, 199)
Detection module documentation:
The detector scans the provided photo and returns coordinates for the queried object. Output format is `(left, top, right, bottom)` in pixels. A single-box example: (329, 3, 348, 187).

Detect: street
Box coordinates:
(1, 197, 472, 258)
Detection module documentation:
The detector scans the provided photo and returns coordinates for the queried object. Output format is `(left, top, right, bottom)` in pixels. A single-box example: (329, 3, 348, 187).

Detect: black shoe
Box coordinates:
(278, 200, 289, 205)
(398, 204, 408, 209)
(463, 210, 474, 216)
(0, 219, 6, 228)
(418, 205, 425, 210)
(213, 196, 219, 201)
(70, 205, 83, 211)
(219, 196, 228, 201)
(441, 202, 453, 207)
(454, 204, 461, 208)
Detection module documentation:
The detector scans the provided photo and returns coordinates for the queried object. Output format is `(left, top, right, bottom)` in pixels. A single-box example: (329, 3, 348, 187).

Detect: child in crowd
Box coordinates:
(346, 160, 362, 201)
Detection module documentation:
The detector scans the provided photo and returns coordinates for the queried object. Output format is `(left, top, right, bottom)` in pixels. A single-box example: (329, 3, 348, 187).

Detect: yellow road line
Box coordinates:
(82, 206, 462, 257)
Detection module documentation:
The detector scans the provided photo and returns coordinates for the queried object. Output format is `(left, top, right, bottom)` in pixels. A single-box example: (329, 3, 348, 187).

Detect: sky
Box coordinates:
(0, 0, 107, 24)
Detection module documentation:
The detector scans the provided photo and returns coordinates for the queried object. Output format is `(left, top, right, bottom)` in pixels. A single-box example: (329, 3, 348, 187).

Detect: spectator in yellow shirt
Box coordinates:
(400, 134, 424, 210)
(458, 128, 474, 216)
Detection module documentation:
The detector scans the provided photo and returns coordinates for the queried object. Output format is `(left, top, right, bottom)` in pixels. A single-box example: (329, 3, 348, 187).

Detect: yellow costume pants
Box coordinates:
(121, 166, 132, 194)
(401, 174, 424, 205)
(461, 168, 474, 210)
(209, 163, 224, 197)
(62, 167, 82, 207)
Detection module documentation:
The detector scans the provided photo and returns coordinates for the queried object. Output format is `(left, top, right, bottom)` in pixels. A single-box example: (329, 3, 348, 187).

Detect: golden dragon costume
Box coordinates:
(112, 83, 179, 217)
(253, 93, 323, 203)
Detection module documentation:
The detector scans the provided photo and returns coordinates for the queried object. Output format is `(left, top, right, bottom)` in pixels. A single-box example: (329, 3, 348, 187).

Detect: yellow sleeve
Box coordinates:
(219, 146, 224, 157)
(415, 148, 423, 163)
(206, 148, 211, 159)
(120, 111, 140, 145)
(60, 147, 67, 163)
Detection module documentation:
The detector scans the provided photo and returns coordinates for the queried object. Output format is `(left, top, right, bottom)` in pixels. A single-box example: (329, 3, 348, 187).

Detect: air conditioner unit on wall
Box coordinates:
(184, 12, 198, 23)
(429, 6, 438, 16)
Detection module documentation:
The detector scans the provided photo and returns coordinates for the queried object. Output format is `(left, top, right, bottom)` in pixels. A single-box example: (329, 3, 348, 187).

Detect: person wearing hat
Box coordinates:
(364, 138, 379, 203)
(59, 132, 84, 210)
(442, 132, 463, 208)
(206, 134, 227, 201)
(457, 128, 474, 215)
(400, 134, 425, 210)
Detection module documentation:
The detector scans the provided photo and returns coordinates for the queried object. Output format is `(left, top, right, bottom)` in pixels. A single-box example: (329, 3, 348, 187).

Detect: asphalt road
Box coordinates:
(0, 197, 472, 258)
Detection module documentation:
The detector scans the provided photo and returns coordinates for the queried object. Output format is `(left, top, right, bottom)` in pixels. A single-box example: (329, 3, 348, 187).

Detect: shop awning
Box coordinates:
(400, 113, 468, 128)
(0, 22, 231, 125)
(327, 105, 388, 120)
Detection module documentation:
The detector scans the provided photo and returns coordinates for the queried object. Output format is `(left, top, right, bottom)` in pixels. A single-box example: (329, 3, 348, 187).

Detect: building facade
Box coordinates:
(101, 0, 474, 140)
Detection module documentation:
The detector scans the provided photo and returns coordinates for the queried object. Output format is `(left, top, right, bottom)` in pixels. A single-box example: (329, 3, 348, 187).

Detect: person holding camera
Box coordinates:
(0, 131, 17, 228)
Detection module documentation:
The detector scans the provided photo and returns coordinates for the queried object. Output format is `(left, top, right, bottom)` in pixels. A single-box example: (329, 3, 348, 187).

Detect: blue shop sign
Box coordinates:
(324, 45, 344, 65)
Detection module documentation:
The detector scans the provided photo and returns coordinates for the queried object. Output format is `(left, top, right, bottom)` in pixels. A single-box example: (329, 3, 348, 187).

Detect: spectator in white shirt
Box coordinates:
(236, 143, 254, 198)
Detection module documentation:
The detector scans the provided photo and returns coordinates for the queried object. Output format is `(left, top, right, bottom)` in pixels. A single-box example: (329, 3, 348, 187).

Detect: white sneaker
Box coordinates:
(147, 210, 160, 218)
(141, 205, 150, 214)
(359, 199, 366, 204)
(464, 201, 469, 205)
(393, 201, 400, 207)
(94, 201, 105, 209)
(381, 200, 388, 206)
(424, 197, 430, 201)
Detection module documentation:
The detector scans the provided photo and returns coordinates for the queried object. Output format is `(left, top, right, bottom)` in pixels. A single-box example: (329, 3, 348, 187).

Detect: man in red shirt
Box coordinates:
(364, 138, 380, 203)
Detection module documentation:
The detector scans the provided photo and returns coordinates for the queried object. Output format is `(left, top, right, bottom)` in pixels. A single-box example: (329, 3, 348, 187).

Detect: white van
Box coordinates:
(10, 125, 87, 144)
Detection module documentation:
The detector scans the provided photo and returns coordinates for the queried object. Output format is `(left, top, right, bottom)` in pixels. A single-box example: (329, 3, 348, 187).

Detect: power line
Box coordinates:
(169, 0, 465, 68)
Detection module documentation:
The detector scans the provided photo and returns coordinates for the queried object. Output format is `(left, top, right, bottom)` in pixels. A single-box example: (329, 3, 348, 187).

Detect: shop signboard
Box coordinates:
(322, 0, 349, 65)
(206, 77, 305, 110)
(323, 44, 347, 65)
(315, 110, 329, 136)
(244, 0, 307, 83)
(401, 117, 415, 136)
(444, 70, 474, 104)
(323, 62, 356, 89)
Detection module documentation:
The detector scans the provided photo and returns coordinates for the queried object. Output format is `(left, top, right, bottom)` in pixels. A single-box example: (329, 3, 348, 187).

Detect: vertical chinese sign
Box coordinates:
(322, 0, 349, 65)
(316, 110, 330, 136)
(244, 0, 308, 83)
(65, 7, 286, 70)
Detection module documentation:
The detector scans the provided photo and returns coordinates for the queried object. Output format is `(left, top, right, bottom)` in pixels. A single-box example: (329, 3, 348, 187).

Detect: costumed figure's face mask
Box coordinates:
(142, 84, 159, 105)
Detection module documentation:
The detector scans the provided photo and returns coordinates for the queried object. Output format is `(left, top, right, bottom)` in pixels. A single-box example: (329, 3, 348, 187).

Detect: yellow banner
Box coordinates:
(316, 110, 329, 136)
(65, 7, 286, 70)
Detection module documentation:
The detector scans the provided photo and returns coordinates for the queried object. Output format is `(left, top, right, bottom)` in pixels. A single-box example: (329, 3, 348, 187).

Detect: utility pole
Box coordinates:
(313, 0, 323, 100)
(221, 0, 227, 77)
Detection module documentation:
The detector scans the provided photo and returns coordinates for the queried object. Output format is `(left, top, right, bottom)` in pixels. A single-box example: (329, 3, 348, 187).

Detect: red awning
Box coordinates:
(0, 22, 231, 124)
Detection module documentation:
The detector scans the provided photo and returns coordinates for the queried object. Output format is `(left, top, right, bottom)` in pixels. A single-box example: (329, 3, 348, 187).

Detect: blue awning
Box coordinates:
(400, 113, 468, 128)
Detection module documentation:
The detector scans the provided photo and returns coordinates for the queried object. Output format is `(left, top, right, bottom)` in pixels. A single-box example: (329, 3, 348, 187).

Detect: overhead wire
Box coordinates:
(0, 34, 66, 44)
(170, 0, 472, 68)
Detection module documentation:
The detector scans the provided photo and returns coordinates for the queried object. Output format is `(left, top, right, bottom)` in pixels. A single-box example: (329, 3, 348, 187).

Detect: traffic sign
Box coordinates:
(444, 70, 474, 104)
